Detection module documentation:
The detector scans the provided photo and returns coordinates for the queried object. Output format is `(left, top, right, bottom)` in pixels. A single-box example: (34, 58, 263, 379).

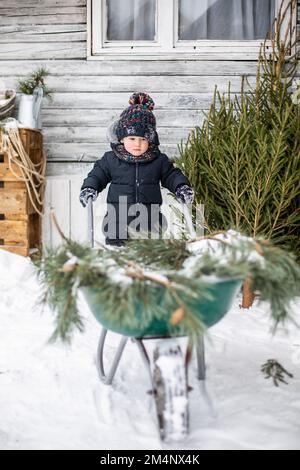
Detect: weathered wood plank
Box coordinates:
(47, 92, 237, 110)
(0, 59, 261, 77)
(43, 126, 195, 144)
(0, 42, 86, 60)
(10, 90, 250, 115)
(44, 143, 182, 161)
(46, 178, 71, 246)
(42, 108, 207, 127)
(4, 74, 255, 93)
(69, 177, 110, 245)
(17, 92, 236, 110)
(50, 75, 255, 93)
(41, 179, 52, 248)
(69, 177, 88, 244)
(0, 9, 86, 25)
(0, 15, 86, 27)
(0, 0, 86, 7)
(46, 162, 97, 177)
(0, 25, 86, 43)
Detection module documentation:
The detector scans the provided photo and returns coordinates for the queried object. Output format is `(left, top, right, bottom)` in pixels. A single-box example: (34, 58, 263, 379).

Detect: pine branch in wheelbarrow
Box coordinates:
(33, 231, 300, 344)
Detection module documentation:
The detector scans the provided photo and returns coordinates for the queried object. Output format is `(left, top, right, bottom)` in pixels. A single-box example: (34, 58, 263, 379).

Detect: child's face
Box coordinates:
(120, 136, 149, 157)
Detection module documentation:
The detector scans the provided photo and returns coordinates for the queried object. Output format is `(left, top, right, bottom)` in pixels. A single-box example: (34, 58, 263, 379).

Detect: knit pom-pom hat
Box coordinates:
(115, 92, 160, 146)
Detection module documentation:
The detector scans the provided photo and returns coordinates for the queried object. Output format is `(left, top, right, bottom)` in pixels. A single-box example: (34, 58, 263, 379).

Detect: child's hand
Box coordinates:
(79, 187, 98, 208)
(175, 184, 194, 204)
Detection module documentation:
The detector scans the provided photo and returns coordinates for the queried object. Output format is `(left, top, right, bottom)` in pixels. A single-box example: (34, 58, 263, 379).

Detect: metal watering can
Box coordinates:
(18, 83, 43, 129)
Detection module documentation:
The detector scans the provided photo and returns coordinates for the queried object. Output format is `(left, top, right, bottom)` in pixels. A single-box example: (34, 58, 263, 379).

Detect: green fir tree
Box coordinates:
(176, 0, 300, 259)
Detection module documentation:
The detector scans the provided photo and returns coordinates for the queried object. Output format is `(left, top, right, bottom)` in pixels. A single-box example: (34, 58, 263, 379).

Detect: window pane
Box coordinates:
(106, 0, 156, 41)
(178, 0, 276, 40)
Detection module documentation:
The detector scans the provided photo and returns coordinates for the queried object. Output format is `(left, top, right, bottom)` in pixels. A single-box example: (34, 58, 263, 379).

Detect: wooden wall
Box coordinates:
(0, 0, 299, 247)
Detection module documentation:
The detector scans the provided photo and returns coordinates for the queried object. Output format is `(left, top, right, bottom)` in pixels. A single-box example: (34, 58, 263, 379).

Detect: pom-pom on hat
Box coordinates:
(116, 92, 160, 146)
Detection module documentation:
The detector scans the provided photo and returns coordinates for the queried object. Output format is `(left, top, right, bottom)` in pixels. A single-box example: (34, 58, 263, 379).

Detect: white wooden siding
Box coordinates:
(0, 0, 299, 249)
(42, 176, 178, 247)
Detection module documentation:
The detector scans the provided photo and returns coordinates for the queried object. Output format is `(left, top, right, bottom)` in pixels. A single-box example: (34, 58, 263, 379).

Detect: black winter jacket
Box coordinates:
(81, 150, 191, 245)
(81, 151, 190, 205)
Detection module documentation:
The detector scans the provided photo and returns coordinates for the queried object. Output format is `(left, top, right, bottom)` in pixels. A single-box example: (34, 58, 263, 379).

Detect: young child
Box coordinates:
(79, 92, 194, 246)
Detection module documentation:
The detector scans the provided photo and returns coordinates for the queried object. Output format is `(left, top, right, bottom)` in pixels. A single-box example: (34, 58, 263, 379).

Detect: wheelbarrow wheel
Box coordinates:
(153, 340, 189, 442)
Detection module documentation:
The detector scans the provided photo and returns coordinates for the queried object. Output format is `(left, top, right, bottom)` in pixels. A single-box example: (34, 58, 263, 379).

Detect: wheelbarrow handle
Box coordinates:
(87, 197, 195, 247)
(87, 196, 94, 248)
(179, 200, 197, 239)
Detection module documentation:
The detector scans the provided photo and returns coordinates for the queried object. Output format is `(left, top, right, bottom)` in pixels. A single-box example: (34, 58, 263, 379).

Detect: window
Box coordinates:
(88, 0, 295, 60)
(106, 0, 157, 40)
(178, 0, 275, 40)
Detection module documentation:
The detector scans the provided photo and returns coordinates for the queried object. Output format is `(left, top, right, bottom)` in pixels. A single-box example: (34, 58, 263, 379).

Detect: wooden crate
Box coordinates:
(1, 187, 29, 214)
(0, 170, 38, 214)
(0, 128, 44, 257)
(0, 213, 41, 256)
(0, 128, 43, 182)
(0, 152, 23, 180)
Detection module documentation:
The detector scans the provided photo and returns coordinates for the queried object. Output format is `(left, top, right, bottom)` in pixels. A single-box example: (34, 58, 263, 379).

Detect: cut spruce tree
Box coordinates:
(176, 0, 300, 272)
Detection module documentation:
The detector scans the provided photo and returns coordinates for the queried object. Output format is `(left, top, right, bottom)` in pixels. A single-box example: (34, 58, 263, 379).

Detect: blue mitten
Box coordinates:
(175, 184, 194, 204)
(79, 187, 98, 208)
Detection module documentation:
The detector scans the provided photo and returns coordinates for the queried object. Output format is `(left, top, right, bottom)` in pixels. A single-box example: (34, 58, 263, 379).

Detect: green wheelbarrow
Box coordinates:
(84, 197, 242, 443)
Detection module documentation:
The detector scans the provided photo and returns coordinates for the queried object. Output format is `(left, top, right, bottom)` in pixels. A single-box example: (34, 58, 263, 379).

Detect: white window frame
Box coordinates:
(87, 0, 296, 61)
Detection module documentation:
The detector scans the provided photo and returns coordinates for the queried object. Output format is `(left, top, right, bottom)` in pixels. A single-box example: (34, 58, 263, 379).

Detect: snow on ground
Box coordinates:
(0, 249, 299, 450)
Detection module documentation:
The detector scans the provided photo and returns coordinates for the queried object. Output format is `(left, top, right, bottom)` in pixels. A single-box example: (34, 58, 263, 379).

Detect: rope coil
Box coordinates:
(0, 127, 46, 216)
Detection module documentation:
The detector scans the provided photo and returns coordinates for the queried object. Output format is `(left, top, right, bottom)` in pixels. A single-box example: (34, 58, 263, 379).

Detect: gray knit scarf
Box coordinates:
(110, 142, 160, 163)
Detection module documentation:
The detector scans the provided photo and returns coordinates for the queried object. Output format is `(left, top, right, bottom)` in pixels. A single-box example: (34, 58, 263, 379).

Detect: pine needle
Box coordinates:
(261, 359, 294, 386)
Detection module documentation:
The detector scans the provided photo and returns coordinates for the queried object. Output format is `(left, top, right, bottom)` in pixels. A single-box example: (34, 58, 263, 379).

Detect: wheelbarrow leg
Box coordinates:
(96, 328, 128, 385)
(196, 334, 206, 381)
(133, 338, 154, 387)
(87, 196, 94, 248)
